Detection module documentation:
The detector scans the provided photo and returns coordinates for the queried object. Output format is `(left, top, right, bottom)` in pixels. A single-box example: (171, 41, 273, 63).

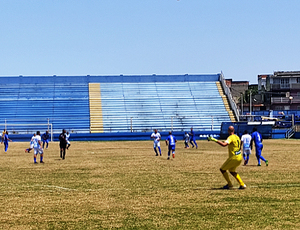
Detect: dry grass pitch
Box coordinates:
(0, 139, 300, 229)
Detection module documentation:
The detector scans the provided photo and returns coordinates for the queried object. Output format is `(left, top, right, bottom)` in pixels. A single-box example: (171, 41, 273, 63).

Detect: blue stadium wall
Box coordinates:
(221, 122, 290, 139)
(9, 131, 220, 142)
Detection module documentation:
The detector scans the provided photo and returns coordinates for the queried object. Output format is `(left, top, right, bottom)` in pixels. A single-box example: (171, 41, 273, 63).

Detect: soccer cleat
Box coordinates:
(172, 153, 175, 158)
(265, 160, 269, 166)
(40, 161, 44, 163)
(155, 153, 158, 156)
(239, 184, 247, 190)
(222, 184, 233, 190)
(25, 149, 28, 153)
(167, 157, 170, 160)
(34, 162, 38, 164)
(244, 159, 248, 166)
(257, 164, 261, 166)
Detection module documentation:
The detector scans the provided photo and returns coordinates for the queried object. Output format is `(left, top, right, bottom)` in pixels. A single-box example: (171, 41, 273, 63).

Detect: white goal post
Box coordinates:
(0, 123, 53, 141)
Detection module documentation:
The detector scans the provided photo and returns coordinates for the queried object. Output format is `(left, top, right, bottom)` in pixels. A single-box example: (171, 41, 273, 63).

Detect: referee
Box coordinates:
(59, 129, 67, 160)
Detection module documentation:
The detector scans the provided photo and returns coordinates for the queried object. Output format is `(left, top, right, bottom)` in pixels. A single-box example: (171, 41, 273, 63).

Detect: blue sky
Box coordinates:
(0, 0, 299, 83)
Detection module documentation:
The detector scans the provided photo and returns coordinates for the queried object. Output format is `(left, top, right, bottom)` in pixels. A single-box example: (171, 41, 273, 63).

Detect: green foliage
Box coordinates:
(244, 85, 258, 103)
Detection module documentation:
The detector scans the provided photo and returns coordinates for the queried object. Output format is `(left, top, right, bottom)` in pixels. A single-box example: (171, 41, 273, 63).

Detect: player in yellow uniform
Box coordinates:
(1, 129, 6, 144)
(208, 126, 246, 189)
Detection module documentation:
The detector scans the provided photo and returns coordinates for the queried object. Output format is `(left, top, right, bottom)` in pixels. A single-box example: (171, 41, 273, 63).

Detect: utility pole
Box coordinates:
(241, 93, 243, 115)
(249, 90, 252, 116)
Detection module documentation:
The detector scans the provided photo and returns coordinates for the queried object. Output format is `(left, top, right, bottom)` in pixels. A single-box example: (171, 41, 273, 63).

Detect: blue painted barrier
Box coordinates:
(7, 131, 221, 142)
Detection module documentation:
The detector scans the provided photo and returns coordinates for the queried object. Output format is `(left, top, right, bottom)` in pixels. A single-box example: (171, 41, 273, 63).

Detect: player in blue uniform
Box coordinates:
(165, 131, 177, 160)
(42, 131, 50, 149)
(189, 127, 198, 149)
(251, 127, 268, 166)
(3, 131, 12, 152)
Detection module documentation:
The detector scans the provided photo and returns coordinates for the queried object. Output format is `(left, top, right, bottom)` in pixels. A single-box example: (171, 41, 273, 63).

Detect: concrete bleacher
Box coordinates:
(0, 77, 90, 134)
(99, 81, 231, 132)
(0, 74, 233, 134)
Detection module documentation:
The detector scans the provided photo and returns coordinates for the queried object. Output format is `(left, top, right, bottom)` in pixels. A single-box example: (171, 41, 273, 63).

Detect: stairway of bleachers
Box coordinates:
(100, 81, 231, 132)
(0, 81, 90, 134)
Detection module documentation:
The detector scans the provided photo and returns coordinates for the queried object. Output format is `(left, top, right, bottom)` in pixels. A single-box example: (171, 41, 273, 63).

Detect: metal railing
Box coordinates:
(219, 73, 240, 121)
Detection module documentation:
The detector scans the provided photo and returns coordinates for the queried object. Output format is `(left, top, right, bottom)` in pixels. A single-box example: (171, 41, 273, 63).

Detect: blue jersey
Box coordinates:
(189, 130, 195, 140)
(166, 135, 176, 146)
(42, 133, 50, 140)
(251, 131, 263, 148)
(3, 134, 9, 144)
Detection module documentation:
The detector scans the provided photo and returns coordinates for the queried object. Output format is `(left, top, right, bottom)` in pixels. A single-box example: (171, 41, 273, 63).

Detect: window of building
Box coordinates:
(273, 78, 280, 84)
(297, 78, 300, 83)
(280, 78, 289, 88)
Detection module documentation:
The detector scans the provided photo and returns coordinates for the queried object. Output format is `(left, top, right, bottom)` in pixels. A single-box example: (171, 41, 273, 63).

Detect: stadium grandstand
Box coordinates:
(0, 74, 238, 140)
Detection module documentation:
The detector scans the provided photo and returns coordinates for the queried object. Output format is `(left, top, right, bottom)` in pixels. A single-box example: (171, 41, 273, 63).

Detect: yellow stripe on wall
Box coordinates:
(89, 83, 104, 133)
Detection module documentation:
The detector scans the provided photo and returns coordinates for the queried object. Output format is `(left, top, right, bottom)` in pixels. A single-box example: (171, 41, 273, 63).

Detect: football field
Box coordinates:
(0, 139, 300, 229)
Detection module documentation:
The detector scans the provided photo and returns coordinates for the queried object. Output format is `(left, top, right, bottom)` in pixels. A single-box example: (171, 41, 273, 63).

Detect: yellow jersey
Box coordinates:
(225, 134, 241, 158)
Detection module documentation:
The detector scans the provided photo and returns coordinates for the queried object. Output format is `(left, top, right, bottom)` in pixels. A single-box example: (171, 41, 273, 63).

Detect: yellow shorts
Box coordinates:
(220, 155, 242, 172)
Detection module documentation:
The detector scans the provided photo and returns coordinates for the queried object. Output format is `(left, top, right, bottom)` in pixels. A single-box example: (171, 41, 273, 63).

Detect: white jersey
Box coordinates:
(32, 135, 42, 149)
(66, 133, 70, 144)
(241, 134, 252, 151)
(151, 132, 161, 144)
(30, 135, 35, 148)
(184, 133, 189, 142)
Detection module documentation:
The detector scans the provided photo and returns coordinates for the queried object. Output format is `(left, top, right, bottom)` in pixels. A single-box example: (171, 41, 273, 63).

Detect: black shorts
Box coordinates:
(60, 143, 67, 149)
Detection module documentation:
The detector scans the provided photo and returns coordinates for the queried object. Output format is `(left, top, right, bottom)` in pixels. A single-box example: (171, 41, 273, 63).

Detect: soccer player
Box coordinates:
(42, 130, 50, 149)
(25, 133, 36, 153)
(151, 129, 161, 156)
(184, 132, 189, 148)
(59, 129, 67, 159)
(66, 131, 71, 149)
(32, 131, 44, 164)
(3, 131, 12, 152)
(241, 130, 252, 165)
(208, 126, 246, 189)
(251, 127, 268, 166)
(165, 131, 177, 160)
(189, 127, 198, 149)
(1, 129, 6, 144)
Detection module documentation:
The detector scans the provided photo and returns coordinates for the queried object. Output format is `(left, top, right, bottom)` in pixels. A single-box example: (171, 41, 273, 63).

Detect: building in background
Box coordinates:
(226, 71, 300, 116)
(264, 71, 300, 111)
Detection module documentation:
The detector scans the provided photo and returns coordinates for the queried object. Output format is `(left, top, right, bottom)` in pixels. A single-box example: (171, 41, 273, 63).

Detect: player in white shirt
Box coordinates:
(241, 130, 252, 165)
(151, 129, 161, 156)
(66, 131, 71, 149)
(32, 131, 44, 164)
(25, 133, 36, 153)
(184, 132, 189, 148)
